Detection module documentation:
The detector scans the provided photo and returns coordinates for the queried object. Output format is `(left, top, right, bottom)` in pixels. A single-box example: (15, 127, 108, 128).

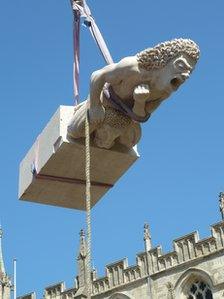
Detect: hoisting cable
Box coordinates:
(70, 1, 114, 298)
(70, 0, 81, 105)
(71, 0, 114, 104)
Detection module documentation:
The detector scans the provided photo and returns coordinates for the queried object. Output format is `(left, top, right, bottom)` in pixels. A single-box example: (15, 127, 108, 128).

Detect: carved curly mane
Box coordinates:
(137, 38, 200, 70)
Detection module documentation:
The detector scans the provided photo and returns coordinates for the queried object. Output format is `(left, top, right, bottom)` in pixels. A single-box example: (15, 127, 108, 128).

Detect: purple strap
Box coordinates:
(71, 1, 149, 123)
(82, 0, 113, 65)
(71, 0, 114, 105)
(103, 83, 151, 123)
(72, 5, 81, 105)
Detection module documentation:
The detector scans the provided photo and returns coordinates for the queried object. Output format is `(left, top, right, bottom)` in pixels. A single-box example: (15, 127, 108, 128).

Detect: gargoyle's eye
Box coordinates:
(175, 59, 188, 71)
(178, 62, 185, 69)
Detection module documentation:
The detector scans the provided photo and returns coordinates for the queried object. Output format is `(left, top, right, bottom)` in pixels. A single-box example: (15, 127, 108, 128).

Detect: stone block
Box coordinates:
(19, 106, 139, 210)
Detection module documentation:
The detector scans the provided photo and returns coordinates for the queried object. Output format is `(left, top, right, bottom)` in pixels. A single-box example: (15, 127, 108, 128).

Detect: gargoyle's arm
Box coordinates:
(90, 56, 137, 108)
(132, 84, 151, 117)
(89, 65, 116, 108)
(132, 85, 164, 116)
(145, 99, 163, 114)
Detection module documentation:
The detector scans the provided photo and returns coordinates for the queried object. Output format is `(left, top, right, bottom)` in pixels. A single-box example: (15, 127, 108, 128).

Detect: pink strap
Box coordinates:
(72, 2, 81, 105)
(31, 134, 40, 174)
(34, 173, 113, 188)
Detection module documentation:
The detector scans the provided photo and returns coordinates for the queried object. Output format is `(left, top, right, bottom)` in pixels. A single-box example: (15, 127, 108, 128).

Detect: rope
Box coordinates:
(70, 1, 114, 297)
(85, 111, 91, 299)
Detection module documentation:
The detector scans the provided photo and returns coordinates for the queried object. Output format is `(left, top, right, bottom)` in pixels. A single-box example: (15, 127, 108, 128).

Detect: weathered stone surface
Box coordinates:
(68, 38, 200, 149)
(17, 218, 224, 298)
(19, 106, 139, 210)
(17, 293, 36, 299)
(0, 228, 11, 299)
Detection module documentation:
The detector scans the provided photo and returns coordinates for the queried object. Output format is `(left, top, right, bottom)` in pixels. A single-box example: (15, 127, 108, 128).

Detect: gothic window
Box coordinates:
(187, 280, 213, 299)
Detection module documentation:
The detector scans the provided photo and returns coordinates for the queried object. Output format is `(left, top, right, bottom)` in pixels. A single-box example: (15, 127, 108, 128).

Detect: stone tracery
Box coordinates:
(187, 280, 213, 299)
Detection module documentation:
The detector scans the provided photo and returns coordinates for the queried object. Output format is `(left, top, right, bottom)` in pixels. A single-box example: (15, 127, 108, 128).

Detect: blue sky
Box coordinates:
(0, 0, 224, 297)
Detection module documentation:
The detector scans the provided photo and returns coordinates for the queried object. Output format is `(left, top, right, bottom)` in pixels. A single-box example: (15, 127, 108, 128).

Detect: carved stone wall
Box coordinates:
(18, 293, 36, 299)
(18, 221, 224, 299)
(43, 282, 65, 299)
(86, 222, 224, 298)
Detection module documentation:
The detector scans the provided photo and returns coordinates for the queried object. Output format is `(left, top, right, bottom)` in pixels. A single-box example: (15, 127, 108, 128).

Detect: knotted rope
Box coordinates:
(70, 1, 113, 297)
(85, 112, 91, 299)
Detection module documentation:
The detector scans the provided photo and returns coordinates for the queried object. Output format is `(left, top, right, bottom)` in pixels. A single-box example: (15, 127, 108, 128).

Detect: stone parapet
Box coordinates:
(147, 221, 224, 275)
(19, 221, 224, 298)
(44, 282, 65, 299)
(61, 287, 77, 299)
(17, 292, 36, 299)
(90, 221, 224, 295)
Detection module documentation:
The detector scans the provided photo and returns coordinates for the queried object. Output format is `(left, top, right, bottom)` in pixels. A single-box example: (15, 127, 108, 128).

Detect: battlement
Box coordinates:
(18, 293, 36, 299)
(18, 221, 224, 298)
(91, 221, 224, 295)
(44, 282, 65, 299)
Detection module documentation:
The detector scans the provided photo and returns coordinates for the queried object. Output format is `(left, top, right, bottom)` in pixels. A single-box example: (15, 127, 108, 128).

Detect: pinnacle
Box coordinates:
(0, 225, 6, 275)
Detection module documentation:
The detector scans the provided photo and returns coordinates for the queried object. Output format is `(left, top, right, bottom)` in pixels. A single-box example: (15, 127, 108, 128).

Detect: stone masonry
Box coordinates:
(17, 216, 224, 298)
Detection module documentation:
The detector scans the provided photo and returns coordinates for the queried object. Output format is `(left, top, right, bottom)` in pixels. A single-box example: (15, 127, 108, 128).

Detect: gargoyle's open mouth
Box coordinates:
(170, 77, 182, 90)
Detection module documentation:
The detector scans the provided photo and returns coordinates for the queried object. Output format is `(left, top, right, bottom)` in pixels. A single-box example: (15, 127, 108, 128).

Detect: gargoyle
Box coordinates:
(68, 38, 200, 149)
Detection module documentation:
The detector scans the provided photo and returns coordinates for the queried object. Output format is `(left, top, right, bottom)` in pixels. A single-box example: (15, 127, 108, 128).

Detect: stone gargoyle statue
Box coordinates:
(67, 38, 200, 149)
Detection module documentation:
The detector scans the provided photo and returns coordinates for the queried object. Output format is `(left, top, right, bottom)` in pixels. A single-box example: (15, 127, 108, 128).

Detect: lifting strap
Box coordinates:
(103, 83, 151, 123)
(71, 0, 113, 104)
(71, 1, 151, 123)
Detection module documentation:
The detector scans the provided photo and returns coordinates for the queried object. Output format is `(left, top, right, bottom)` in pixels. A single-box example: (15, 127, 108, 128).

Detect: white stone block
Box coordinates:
(19, 106, 139, 210)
